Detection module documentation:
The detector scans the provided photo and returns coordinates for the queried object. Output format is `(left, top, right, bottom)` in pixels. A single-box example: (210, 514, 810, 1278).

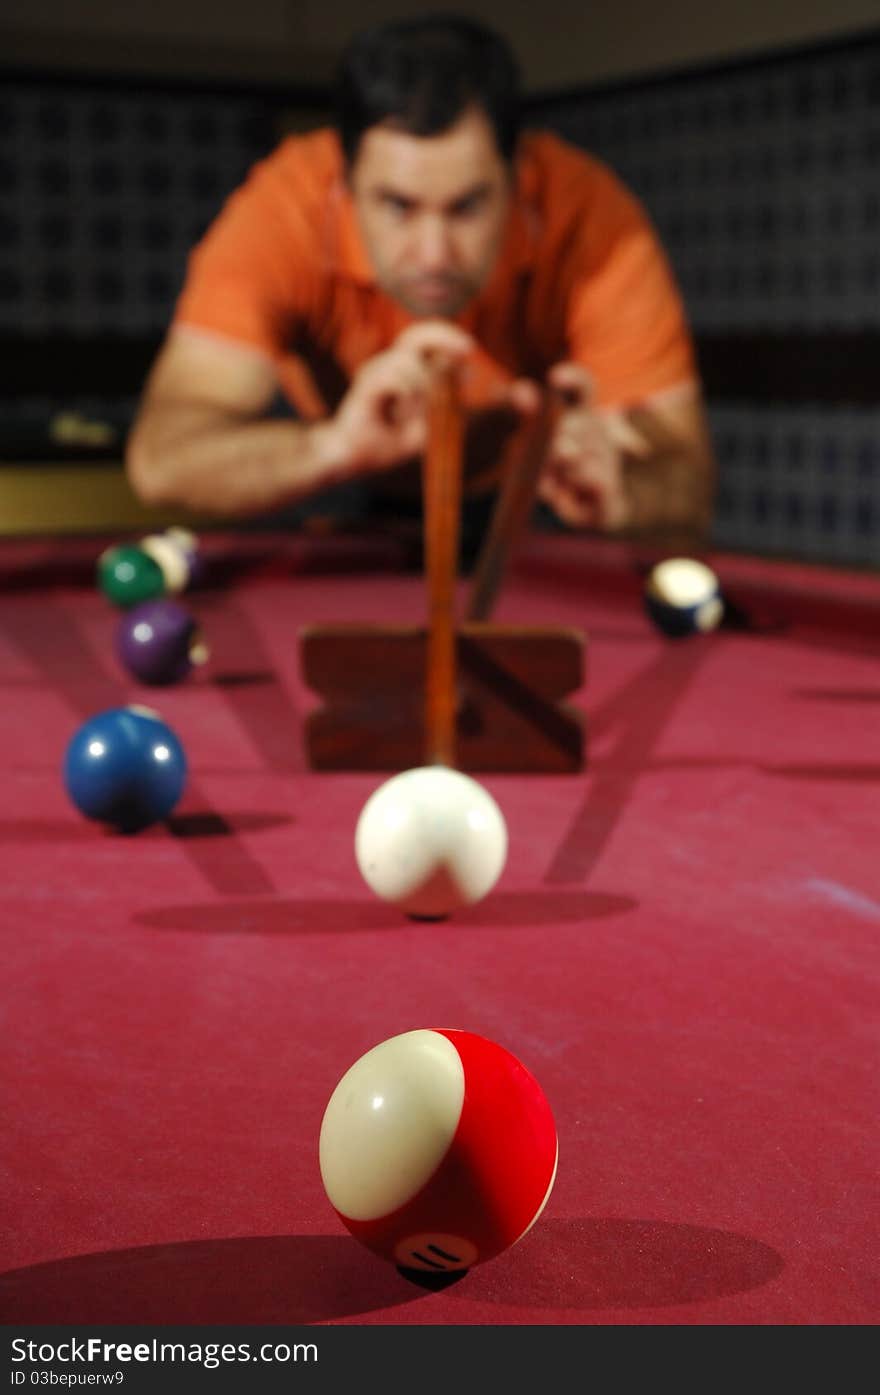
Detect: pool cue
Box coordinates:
(465, 391, 560, 623)
(423, 363, 465, 767)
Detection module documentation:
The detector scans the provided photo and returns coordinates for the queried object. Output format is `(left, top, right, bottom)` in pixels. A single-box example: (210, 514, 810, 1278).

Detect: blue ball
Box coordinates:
(63, 705, 187, 832)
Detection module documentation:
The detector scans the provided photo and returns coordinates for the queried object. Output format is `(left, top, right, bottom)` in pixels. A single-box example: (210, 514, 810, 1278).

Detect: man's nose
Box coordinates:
(413, 216, 454, 270)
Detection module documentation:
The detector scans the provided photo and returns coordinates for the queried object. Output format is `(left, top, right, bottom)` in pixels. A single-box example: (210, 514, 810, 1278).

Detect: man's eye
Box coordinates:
(452, 194, 487, 217)
(384, 197, 412, 216)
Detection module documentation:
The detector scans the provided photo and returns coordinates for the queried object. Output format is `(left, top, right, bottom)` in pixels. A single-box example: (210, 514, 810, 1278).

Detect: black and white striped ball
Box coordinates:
(644, 557, 724, 638)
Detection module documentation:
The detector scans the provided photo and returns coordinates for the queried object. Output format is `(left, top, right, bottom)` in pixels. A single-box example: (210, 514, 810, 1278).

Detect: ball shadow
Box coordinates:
(0, 1219, 784, 1321)
(718, 595, 789, 635)
(458, 1217, 784, 1310)
(792, 688, 880, 704)
(167, 811, 295, 838)
(760, 763, 880, 783)
(209, 670, 277, 688)
(0, 1235, 421, 1325)
(133, 890, 637, 936)
(0, 813, 294, 845)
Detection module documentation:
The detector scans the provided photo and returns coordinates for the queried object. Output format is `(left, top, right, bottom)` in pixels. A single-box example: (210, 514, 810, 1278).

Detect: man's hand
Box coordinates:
(536, 362, 650, 530)
(322, 321, 475, 475)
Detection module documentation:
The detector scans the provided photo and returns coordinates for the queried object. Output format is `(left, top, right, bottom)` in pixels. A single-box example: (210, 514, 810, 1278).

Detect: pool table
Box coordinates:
(1, 527, 877, 1327)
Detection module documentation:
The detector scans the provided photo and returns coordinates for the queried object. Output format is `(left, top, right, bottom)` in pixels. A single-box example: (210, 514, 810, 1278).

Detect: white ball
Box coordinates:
(319, 1029, 465, 1225)
(354, 765, 508, 918)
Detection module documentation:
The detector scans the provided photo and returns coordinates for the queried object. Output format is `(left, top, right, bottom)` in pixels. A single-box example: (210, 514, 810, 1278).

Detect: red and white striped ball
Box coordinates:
(319, 1028, 558, 1274)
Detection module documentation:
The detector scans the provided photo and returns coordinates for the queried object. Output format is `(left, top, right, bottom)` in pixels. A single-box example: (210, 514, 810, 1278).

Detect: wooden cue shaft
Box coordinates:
(423, 365, 465, 767)
(465, 392, 560, 623)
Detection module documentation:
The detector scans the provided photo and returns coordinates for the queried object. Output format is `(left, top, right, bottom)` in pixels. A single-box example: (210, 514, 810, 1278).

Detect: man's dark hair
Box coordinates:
(336, 13, 522, 166)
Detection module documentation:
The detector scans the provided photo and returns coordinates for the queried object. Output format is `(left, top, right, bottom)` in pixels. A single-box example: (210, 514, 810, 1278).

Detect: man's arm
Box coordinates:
(125, 329, 350, 517)
(536, 365, 715, 548)
(619, 385, 716, 542)
(126, 322, 474, 518)
(548, 155, 716, 543)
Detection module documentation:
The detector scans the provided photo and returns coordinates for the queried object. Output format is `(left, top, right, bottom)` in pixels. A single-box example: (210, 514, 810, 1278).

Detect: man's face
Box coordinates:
(348, 105, 513, 318)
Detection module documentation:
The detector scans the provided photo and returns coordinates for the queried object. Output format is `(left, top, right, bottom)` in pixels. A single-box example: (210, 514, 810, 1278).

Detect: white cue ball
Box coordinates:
(354, 765, 508, 919)
(644, 556, 724, 637)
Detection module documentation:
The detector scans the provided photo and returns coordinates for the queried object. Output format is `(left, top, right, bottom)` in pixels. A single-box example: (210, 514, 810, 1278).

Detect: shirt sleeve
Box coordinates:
(565, 163, 699, 410)
(171, 144, 318, 362)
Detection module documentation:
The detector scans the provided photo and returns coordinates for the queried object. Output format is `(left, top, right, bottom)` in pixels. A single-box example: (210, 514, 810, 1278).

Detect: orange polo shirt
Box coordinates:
(173, 127, 697, 417)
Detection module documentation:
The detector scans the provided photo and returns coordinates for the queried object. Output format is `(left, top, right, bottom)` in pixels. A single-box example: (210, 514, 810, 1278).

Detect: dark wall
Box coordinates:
(531, 32, 880, 565)
(1, 30, 878, 565)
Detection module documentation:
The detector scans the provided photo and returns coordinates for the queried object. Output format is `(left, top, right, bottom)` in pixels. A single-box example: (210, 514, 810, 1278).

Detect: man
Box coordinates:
(126, 15, 715, 543)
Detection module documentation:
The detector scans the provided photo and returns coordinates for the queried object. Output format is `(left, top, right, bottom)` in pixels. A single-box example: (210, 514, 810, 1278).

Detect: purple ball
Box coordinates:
(115, 599, 207, 686)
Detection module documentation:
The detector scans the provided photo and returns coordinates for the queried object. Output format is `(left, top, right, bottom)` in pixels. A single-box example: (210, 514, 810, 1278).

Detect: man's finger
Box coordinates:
(538, 473, 600, 528)
(397, 320, 475, 361)
(496, 377, 541, 418)
(547, 360, 594, 407)
(601, 409, 652, 459)
(377, 373, 428, 426)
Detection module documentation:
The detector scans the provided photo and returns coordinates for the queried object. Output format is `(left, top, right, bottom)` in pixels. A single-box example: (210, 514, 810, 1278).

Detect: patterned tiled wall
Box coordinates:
(535, 46, 879, 333)
(707, 404, 879, 563)
(0, 83, 273, 336)
(532, 36, 880, 565)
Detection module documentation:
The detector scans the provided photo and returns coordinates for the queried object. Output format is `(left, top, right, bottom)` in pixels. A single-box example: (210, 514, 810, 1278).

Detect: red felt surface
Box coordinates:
(1, 531, 878, 1326)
